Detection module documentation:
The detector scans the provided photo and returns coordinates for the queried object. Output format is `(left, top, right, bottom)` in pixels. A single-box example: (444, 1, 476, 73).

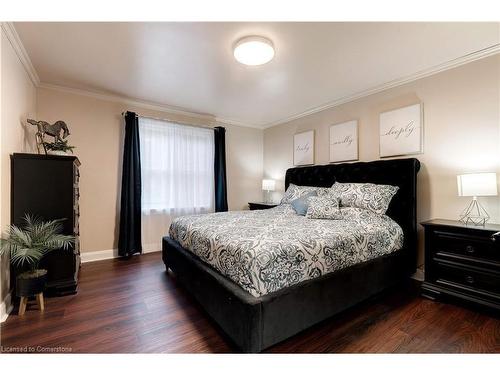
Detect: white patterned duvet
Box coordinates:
(169, 204, 403, 297)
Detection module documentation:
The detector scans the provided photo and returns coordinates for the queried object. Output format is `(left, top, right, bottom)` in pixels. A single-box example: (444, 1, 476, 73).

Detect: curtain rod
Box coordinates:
(121, 111, 218, 130)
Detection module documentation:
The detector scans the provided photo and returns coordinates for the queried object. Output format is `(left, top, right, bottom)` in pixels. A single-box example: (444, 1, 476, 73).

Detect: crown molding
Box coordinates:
(4, 20, 498, 130)
(1, 22, 257, 129)
(37, 82, 213, 120)
(262, 43, 500, 129)
(1, 22, 40, 86)
(214, 115, 257, 128)
(37, 82, 259, 129)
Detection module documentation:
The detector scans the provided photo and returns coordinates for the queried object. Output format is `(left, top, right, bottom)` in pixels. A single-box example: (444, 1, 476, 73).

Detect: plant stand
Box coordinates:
(19, 293, 45, 316)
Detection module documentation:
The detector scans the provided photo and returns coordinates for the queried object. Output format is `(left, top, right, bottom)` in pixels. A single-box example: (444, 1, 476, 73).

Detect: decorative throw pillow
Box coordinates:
(315, 187, 333, 197)
(329, 182, 399, 215)
(290, 191, 317, 216)
(305, 196, 341, 219)
(280, 184, 332, 204)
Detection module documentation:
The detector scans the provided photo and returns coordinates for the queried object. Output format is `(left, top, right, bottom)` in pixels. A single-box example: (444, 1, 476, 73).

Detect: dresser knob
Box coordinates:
(465, 275, 475, 284)
(465, 245, 475, 254)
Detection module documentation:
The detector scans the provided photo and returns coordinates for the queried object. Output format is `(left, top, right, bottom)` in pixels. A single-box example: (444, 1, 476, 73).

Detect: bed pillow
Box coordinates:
(329, 182, 399, 215)
(305, 196, 341, 219)
(280, 184, 332, 204)
(290, 191, 317, 216)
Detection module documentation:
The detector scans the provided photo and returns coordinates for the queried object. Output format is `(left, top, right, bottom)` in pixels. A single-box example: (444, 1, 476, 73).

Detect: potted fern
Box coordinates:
(0, 214, 75, 298)
(43, 139, 75, 156)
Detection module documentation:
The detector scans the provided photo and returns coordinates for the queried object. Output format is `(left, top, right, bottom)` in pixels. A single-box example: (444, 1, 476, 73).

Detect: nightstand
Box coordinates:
(248, 202, 278, 210)
(421, 219, 500, 313)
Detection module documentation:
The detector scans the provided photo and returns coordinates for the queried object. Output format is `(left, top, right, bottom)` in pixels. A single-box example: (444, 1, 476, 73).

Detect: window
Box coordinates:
(139, 117, 215, 216)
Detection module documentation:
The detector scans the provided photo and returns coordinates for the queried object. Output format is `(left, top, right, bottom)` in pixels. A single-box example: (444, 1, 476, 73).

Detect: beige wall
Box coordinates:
(0, 28, 37, 307)
(2, 29, 498, 301)
(264, 55, 500, 267)
(36, 87, 263, 254)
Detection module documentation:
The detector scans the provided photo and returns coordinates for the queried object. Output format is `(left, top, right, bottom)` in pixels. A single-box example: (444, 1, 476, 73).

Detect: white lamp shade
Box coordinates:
(262, 179, 276, 191)
(457, 173, 498, 197)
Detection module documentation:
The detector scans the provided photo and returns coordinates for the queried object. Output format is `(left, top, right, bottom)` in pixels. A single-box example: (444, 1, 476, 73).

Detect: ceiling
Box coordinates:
(14, 22, 500, 128)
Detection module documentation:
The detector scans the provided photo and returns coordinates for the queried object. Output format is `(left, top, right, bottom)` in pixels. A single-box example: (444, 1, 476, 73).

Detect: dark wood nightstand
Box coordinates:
(421, 219, 500, 313)
(248, 202, 278, 210)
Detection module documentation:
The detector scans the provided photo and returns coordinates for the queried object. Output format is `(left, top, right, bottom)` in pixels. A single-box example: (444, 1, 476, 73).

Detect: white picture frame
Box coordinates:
(329, 120, 358, 163)
(293, 130, 314, 166)
(379, 103, 423, 157)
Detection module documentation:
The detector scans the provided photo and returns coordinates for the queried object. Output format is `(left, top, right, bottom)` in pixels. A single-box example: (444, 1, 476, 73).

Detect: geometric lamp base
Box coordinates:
(459, 197, 489, 226)
(263, 190, 273, 204)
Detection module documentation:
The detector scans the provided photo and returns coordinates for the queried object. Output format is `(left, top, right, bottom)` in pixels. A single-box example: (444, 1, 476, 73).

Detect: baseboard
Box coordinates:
(142, 243, 162, 253)
(80, 245, 161, 263)
(80, 249, 116, 263)
(411, 266, 425, 282)
(0, 292, 13, 323)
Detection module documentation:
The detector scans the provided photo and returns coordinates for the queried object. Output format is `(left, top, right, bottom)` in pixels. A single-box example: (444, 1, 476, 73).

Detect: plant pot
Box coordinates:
(16, 269, 48, 297)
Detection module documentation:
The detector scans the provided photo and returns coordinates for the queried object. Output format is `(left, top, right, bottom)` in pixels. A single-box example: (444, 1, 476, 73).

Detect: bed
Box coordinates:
(162, 158, 420, 352)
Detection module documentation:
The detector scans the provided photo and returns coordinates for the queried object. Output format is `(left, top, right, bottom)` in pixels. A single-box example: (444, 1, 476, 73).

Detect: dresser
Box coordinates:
(11, 153, 81, 296)
(421, 219, 500, 313)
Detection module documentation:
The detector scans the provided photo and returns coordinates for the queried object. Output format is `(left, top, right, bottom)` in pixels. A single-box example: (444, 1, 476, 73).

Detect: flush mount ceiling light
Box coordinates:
(233, 36, 275, 66)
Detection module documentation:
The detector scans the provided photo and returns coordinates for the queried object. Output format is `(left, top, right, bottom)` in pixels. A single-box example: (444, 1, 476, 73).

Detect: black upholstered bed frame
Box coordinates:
(162, 158, 420, 352)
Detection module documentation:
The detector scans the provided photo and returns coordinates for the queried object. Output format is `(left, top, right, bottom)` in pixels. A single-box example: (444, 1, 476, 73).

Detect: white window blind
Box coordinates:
(139, 117, 215, 216)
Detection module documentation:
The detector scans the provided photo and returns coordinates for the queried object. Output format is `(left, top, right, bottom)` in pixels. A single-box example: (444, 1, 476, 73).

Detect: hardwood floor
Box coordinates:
(1, 252, 499, 353)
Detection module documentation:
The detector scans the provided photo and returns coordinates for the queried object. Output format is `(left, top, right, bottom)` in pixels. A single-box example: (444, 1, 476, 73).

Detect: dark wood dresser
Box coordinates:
(11, 153, 81, 296)
(421, 219, 500, 313)
(248, 202, 278, 210)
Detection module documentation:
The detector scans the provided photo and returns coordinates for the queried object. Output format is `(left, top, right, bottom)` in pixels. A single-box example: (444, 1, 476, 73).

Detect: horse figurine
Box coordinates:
(27, 119, 70, 154)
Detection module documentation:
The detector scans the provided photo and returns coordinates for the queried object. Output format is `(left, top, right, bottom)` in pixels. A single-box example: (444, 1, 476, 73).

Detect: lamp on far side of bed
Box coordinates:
(262, 179, 276, 203)
(457, 172, 498, 226)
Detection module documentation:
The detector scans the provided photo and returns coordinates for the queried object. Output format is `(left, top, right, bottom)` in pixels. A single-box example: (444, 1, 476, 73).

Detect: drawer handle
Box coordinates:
(465, 245, 475, 254)
(465, 275, 475, 284)
(492, 232, 500, 242)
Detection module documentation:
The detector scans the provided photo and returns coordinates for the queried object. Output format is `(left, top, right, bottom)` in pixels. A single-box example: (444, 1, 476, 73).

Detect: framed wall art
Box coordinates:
(379, 103, 423, 157)
(329, 120, 358, 163)
(293, 130, 314, 166)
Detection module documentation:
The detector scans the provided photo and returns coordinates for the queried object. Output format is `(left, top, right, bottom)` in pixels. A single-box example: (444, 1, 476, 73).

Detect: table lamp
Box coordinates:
(262, 179, 276, 203)
(457, 172, 498, 225)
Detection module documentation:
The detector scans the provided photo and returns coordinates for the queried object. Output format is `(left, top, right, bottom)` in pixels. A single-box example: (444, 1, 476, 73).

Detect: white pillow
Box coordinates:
(280, 184, 332, 204)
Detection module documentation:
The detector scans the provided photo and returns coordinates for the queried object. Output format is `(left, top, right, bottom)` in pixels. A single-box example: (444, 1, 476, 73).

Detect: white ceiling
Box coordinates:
(14, 22, 500, 128)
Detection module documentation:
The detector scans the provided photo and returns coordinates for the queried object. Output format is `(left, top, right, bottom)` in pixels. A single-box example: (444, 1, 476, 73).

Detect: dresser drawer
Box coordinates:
(435, 259, 500, 296)
(433, 230, 500, 264)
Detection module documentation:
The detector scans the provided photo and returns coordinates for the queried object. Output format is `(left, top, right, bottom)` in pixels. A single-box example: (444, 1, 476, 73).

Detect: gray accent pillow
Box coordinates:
(305, 196, 341, 219)
(280, 183, 332, 204)
(290, 191, 317, 216)
(330, 182, 399, 215)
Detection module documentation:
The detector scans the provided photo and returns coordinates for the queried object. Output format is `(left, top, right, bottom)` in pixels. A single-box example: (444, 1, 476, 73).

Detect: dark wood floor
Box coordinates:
(1, 252, 499, 353)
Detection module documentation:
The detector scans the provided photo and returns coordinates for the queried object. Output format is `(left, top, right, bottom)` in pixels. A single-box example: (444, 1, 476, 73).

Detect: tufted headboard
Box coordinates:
(285, 158, 421, 269)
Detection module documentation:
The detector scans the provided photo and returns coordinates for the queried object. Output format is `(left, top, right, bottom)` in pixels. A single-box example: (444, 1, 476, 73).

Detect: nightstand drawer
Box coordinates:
(434, 230, 500, 264)
(435, 259, 500, 296)
(422, 219, 500, 313)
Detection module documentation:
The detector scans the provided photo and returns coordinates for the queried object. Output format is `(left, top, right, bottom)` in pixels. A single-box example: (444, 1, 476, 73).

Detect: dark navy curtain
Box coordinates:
(214, 126, 228, 212)
(118, 111, 142, 257)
